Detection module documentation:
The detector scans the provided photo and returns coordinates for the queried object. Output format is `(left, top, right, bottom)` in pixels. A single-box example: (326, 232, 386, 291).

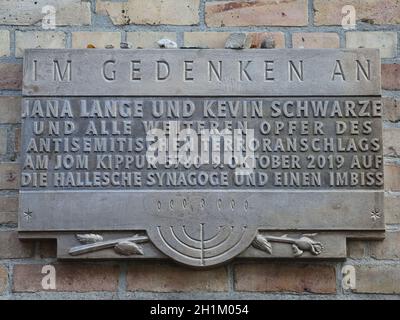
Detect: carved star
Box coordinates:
(371, 208, 381, 222)
(23, 209, 33, 221)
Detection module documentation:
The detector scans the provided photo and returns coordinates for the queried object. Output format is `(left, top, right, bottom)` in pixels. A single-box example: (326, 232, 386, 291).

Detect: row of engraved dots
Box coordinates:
(156, 199, 249, 211)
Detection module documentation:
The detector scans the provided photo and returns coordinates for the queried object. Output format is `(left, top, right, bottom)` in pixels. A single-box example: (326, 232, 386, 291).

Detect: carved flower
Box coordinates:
(310, 242, 323, 255)
(294, 235, 324, 256)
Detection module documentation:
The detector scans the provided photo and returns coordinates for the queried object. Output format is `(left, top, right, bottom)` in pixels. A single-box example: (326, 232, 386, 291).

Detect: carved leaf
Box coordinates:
(302, 233, 318, 238)
(292, 244, 304, 257)
(114, 241, 143, 256)
(76, 234, 103, 244)
(252, 234, 272, 254)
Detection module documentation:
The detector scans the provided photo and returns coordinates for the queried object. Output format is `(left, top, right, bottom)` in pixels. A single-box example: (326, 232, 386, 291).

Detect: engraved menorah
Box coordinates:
(154, 224, 249, 266)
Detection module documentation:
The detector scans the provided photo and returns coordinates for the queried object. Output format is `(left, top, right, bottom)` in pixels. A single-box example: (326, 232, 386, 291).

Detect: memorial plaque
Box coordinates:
(19, 49, 384, 267)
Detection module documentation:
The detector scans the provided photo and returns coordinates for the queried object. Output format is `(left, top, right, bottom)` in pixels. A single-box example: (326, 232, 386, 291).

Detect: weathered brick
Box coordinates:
(0, 195, 18, 224)
(0, 97, 21, 124)
(0, 231, 34, 259)
(248, 32, 285, 48)
(0, 162, 20, 190)
(127, 262, 228, 292)
(0, 265, 7, 294)
(205, 0, 308, 27)
(0, 64, 22, 90)
(97, 0, 200, 25)
(369, 231, 400, 259)
(14, 127, 21, 153)
(183, 32, 285, 48)
(382, 64, 400, 91)
(346, 32, 397, 59)
(383, 97, 400, 123)
(314, 0, 400, 26)
(292, 32, 340, 48)
(13, 264, 119, 292)
(15, 31, 66, 57)
(347, 240, 368, 259)
(72, 32, 121, 49)
(184, 32, 231, 48)
(354, 265, 400, 294)
(385, 196, 400, 224)
(385, 163, 400, 192)
(0, 30, 10, 57)
(38, 240, 57, 259)
(0, 0, 91, 26)
(127, 32, 177, 49)
(0, 127, 7, 155)
(234, 263, 336, 293)
(383, 128, 400, 157)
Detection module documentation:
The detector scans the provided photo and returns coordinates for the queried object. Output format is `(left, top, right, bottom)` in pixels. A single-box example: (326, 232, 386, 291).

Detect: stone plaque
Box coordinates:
(19, 49, 384, 267)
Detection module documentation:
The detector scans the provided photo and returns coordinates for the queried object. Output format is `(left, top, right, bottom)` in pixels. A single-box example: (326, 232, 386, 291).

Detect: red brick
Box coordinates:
(0, 64, 22, 90)
(292, 32, 340, 48)
(0, 231, 34, 259)
(205, 0, 308, 27)
(13, 264, 120, 292)
(127, 262, 228, 292)
(97, 0, 199, 26)
(382, 64, 400, 91)
(314, 0, 400, 26)
(234, 263, 336, 293)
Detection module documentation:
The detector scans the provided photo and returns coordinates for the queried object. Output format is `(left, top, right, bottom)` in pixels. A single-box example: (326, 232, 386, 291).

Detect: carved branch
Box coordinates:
(69, 234, 149, 256)
(251, 233, 324, 257)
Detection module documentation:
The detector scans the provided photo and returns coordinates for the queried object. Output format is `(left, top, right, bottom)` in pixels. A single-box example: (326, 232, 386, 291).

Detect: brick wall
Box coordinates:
(0, 0, 399, 299)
